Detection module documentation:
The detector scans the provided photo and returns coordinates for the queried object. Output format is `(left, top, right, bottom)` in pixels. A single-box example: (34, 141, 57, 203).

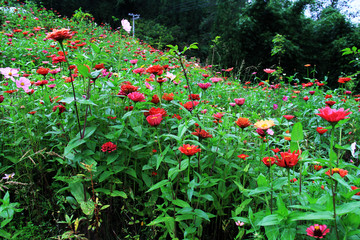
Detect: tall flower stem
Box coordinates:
(269, 165, 273, 214)
(59, 43, 82, 138)
(287, 168, 292, 205)
(329, 126, 340, 240)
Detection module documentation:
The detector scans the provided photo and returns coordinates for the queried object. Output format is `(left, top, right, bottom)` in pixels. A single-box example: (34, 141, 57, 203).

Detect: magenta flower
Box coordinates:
(16, 77, 31, 91)
(47, 84, 56, 89)
(128, 92, 145, 102)
(0, 67, 20, 82)
(145, 82, 154, 91)
(263, 68, 276, 74)
(282, 96, 288, 101)
(130, 59, 138, 65)
(273, 104, 278, 110)
(210, 77, 222, 83)
(316, 106, 352, 123)
(198, 82, 212, 90)
(234, 98, 245, 106)
(306, 224, 330, 238)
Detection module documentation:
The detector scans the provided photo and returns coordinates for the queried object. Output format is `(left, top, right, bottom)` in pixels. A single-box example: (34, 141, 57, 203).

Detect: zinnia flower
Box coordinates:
(0, 95, 4, 103)
(146, 114, 163, 126)
(146, 65, 164, 75)
(101, 142, 117, 153)
(146, 107, 167, 117)
(263, 68, 276, 74)
(178, 144, 201, 156)
(128, 92, 145, 102)
(325, 168, 348, 178)
(162, 93, 174, 101)
(350, 186, 360, 196)
(46, 28, 72, 42)
(306, 224, 330, 239)
(275, 150, 300, 168)
(198, 82, 212, 90)
(36, 67, 50, 76)
(191, 129, 213, 139)
(235, 117, 251, 129)
(237, 154, 249, 160)
(262, 157, 275, 167)
(316, 127, 328, 135)
(316, 106, 352, 123)
(254, 120, 275, 130)
(283, 115, 295, 120)
(183, 101, 199, 112)
(234, 98, 245, 106)
(52, 105, 66, 115)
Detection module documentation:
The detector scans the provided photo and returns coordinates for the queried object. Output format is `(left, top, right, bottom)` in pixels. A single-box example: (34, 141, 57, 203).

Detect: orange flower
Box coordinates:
(46, 28, 72, 42)
(178, 144, 201, 156)
(162, 93, 174, 101)
(254, 119, 275, 130)
(325, 168, 348, 178)
(275, 150, 300, 168)
(235, 117, 251, 129)
(191, 129, 213, 139)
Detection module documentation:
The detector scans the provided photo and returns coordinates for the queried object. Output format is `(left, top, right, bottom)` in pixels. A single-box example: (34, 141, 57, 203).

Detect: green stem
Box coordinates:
(287, 168, 292, 205)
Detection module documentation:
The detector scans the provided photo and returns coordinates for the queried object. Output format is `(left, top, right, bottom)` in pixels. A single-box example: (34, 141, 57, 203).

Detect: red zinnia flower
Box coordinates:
(338, 77, 351, 83)
(351, 186, 360, 196)
(121, 84, 138, 95)
(314, 165, 323, 171)
(101, 142, 117, 153)
(36, 67, 50, 76)
(52, 105, 66, 115)
(146, 114, 163, 126)
(189, 94, 200, 100)
(237, 154, 249, 160)
(213, 112, 224, 120)
(191, 128, 213, 138)
(275, 150, 300, 168)
(128, 92, 145, 102)
(325, 100, 336, 107)
(46, 28, 73, 42)
(316, 106, 352, 123)
(325, 168, 348, 178)
(146, 107, 167, 117)
(271, 148, 280, 153)
(146, 65, 164, 75)
(151, 94, 160, 104)
(162, 93, 174, 101)
(183, 101, 199, 112)
(178, 144, 201, 156)
(283, 115, 295, 120)
(0, 95, 4, 103)
(316, 127, 328, 135)
(306, 224, 330, 239)
(262, 157, 275, 167)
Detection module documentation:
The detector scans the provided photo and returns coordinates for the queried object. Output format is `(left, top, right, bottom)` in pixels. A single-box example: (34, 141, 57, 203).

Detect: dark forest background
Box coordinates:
(35, 0, 360, 89)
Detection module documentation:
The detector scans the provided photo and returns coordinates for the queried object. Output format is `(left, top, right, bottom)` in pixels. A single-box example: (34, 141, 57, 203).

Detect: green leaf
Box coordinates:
(337, 202, 360, 215)
(291, 122, 303, 141)
(146, 180, 169, 193)
(289, 211, 333, 221)
(80, 201, 95, 215)
(157, 145, 170, 170)
(76, 64, 91, 78)
(69, 182, 86, 203)
(234, 199, 252, 216)
(257, 174, 268, 187)
(77, 98, 98, 106)
(110, 190, 127, 198)
(257, 214, 281, 226)
(265, 226, 280, 240)
(172, 199, 191, 208)
(332, 173, 351, 190)
(194, 209, 210, 221)
(64, 139, 86, 156)
(148, 216, 174, 226)
(99, 171, 113, 182)
(280, 228, 295, 240)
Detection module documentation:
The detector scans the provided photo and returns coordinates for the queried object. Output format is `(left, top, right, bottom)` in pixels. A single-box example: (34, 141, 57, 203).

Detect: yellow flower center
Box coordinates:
(187, 147, 192, 150)
(21, 82, 25, 86)
(8, 72, 12, 76)
(314, 226, 320, 230)
(333, 168, 340, 173)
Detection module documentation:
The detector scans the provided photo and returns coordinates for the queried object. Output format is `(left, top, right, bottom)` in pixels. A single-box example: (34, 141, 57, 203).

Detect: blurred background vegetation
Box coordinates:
(34, 0, 360, 89)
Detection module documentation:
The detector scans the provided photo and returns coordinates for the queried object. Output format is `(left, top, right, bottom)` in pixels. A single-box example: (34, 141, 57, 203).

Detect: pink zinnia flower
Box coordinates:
(234, 98, 245, 106)
(47, 84, 56, 89)
(210, 77, 222, 83)
(130, 59, 138, 65)
(306, 224, 330, 238)
(146, 113, 163, 126)
(145, 82, 154, 91)
(282, 96, 288, 101)
(316, 106, 352, 123)
(263, 68, 276, 74)
(198, 82, 212, 90)
(133, 68, 145, 74)
(128, 92, 145, 102)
